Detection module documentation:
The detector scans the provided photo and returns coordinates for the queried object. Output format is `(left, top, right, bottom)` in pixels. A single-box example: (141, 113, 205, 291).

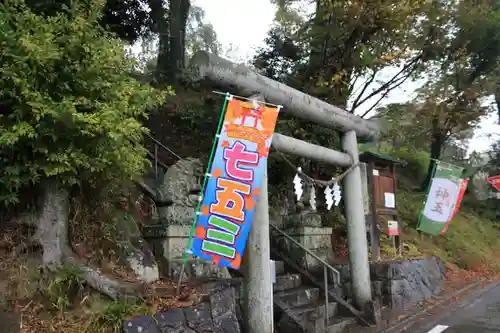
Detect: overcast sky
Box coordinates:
(193, 0, 499, 153)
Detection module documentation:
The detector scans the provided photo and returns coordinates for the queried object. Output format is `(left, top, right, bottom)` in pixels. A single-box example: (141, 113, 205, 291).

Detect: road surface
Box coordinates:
(418, 281, 500, 333)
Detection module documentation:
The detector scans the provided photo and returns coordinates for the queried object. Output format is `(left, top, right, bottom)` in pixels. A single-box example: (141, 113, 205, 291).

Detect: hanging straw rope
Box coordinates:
(273, 149, 360, 187)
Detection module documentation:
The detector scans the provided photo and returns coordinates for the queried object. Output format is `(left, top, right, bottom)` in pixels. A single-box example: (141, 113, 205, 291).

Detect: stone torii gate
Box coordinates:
(189, 51, 380, 333)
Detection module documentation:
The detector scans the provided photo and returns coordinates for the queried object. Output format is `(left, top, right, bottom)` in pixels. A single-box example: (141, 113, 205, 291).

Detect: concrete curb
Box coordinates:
(379, 278, 498, 333)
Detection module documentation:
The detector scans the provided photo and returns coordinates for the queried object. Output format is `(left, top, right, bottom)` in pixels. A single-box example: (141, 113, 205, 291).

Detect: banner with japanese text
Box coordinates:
(417, 161, 464, 236)
(487, 175, 500, 191)
(189, 97, 280, 269)
(440, 179, 468, 235)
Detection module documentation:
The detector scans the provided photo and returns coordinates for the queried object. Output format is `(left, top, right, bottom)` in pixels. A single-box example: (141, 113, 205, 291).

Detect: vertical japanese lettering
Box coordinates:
(191, 99, 280, 268)
(210, 178, 251, 221)
(201, 241, 236, 259)
(205, 215, 240, 246)
(223, 141, 259, 181)
(431, 186, 450, 215)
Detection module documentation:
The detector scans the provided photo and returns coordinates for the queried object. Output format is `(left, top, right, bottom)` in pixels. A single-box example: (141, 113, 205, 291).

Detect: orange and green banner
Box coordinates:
(187, 95, 280, 269)
(417, 161, 464, 236)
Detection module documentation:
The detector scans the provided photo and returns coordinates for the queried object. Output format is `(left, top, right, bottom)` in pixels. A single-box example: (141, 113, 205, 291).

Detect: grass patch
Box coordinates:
(395, 189, 500, 271)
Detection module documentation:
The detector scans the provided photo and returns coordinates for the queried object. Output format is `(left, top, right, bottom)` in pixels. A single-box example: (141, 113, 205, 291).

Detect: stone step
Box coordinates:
(326, 317, 356, 333)
(274, 273, 302, 292)
(277, 301, 338, 333)
(274, 260, 285, 275)
(335, 298, 355, 317)
(275, 287, 320, 309)
(290, 301, 338, 321)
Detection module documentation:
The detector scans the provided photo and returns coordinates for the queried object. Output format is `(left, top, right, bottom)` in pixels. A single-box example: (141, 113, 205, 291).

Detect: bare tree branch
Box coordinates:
(348, 72, 360, 96)
(360, 72, 413, 118)
(353, 54, 423, 111)
(350, 70, 378, 111)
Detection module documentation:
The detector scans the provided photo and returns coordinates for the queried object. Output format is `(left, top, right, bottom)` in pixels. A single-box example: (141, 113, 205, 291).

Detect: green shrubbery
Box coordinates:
(361, 144, 431, 183)
(0, 0, 165, 206)
(388, 147, 430, 183)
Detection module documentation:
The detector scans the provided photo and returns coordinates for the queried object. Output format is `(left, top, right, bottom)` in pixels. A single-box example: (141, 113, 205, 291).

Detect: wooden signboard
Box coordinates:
(359, 152, 406, 259)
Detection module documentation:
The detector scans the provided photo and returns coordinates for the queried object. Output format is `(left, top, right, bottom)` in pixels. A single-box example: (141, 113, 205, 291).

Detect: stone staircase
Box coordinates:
(136, 134, 364, 333)
(272, 260, 357, 333)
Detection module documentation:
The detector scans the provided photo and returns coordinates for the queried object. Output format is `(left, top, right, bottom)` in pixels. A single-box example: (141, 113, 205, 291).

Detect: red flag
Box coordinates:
(440, 179, 468, 235)
(487, 175, 500, 191)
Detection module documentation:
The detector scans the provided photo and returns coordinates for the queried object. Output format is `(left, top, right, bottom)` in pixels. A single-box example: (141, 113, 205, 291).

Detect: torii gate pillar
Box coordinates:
(342, 130, 372, 309)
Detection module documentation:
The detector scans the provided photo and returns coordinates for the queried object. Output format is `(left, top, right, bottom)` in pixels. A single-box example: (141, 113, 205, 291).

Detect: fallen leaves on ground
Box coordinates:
(15, 277, 206, 333)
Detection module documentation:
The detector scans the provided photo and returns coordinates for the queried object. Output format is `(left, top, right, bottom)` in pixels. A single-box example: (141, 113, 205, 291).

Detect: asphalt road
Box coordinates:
(417, 282, 500, 333)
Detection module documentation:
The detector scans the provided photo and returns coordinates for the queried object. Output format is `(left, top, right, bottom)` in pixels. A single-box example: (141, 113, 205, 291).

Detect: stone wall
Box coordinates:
(334, 257, 446, 310)
(274, 212, 334, 275)
(123, 285, 242, 333)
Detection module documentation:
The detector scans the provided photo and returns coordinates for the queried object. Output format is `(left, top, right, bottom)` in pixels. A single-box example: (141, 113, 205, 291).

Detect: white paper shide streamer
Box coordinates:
(293, 167, 303, 201)
(324, 185, 334, 210)
(293, 167, 344, 210)
(332, 182, 342, 206)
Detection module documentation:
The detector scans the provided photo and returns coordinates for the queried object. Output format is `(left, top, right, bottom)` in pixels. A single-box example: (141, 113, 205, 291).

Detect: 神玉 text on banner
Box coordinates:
(189, 98, 280, 269)
(417, 162, 464, 236)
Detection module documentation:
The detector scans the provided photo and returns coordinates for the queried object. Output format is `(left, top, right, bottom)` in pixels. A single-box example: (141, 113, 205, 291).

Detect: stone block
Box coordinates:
(162, 225, 191, 260)
(154, 309, 186, 332)
(184, 303, 214, 332)
(157, 157, 202, 204)
(275, 287, 320, 309)
(210, 288, 237, 317)
(382, 294, 405, 310)
(124, 288, 243, 333)
(160, 225, 231, 281)
(375, 257, 446, 310)
(209, 288, 241, 333)
(370, 261, 403, 280)
(124, 316, 160, 333)
(275, 260, 285, 275)
(285, 213, 323, 228)
(383, 279, 408, 295)
(213, 313, 241, 333)
(278, 227, 334, 273)
(163, 205, 196, 225)
(274, 273, 302, 292)
(371, 281, 383, 297)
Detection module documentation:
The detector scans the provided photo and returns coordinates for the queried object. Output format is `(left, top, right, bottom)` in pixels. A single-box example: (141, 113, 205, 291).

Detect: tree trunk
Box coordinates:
(149, 0, 169, 85)
(34, 178, 69, 269)
(167, 0, 190, 81)
(28, 178, 141, 300)
(152, 0, 191, 86)
(304, 0, 350, 108)
(422, 125, 443, 189)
